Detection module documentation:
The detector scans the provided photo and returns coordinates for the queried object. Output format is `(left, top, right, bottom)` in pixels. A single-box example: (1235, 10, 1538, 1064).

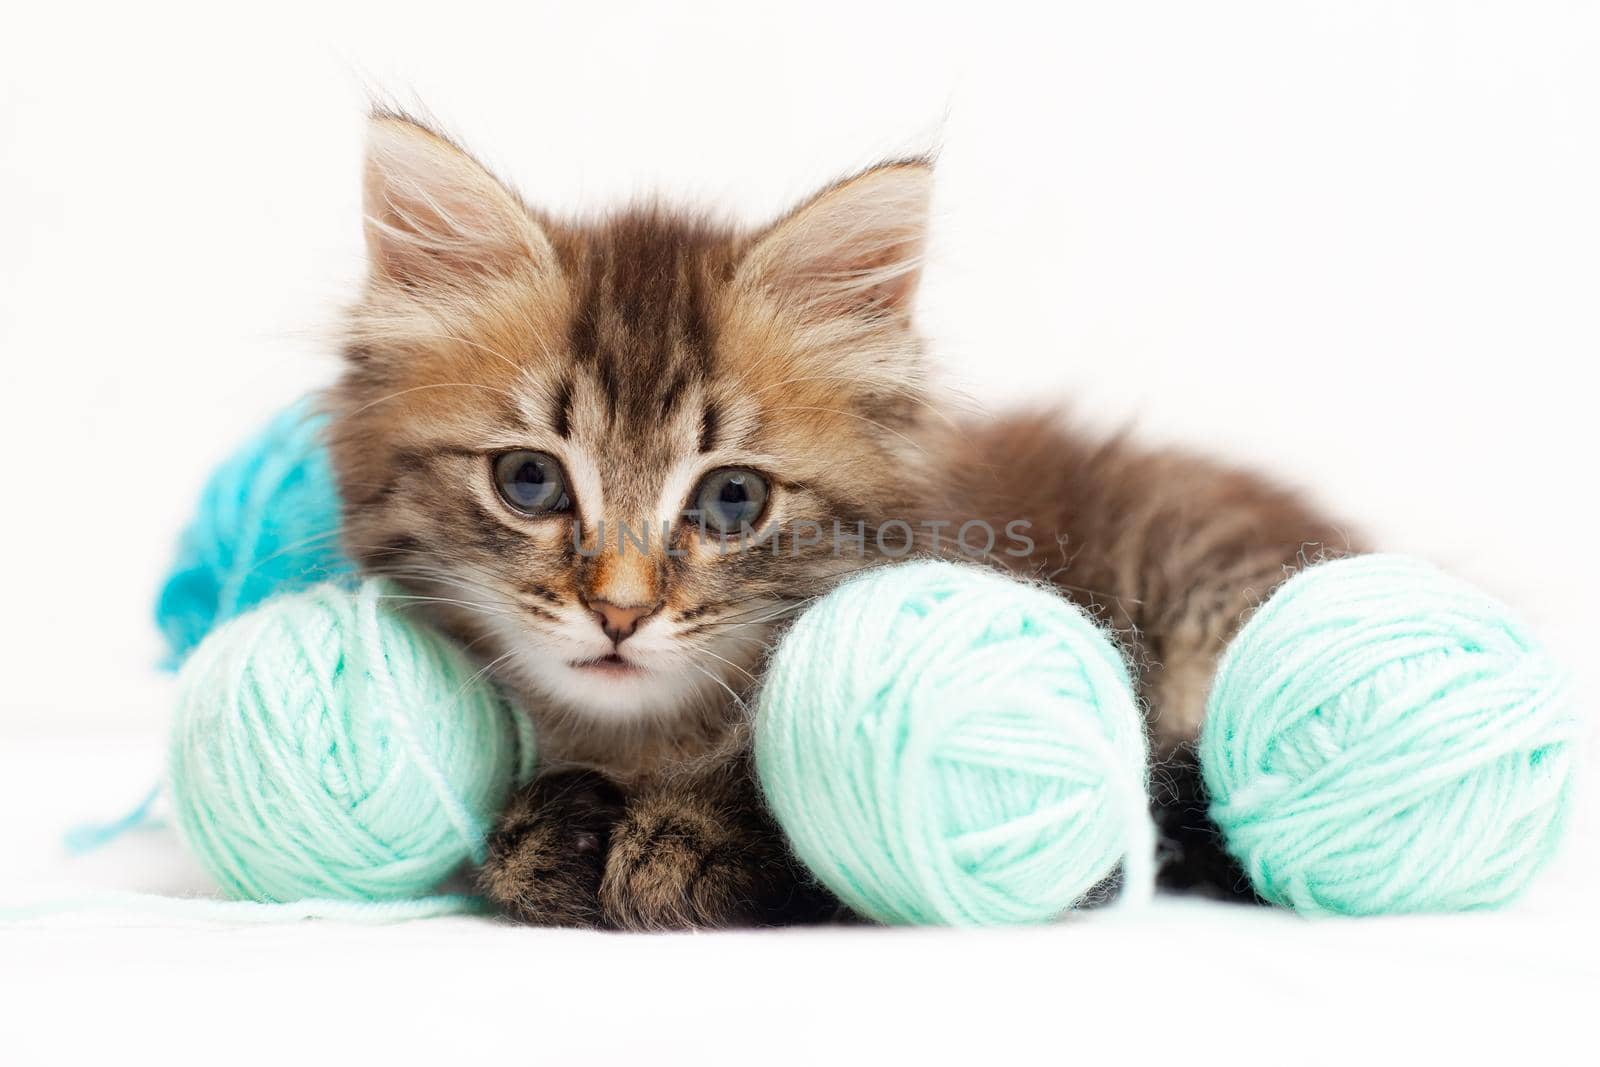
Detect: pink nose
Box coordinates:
(585, 598, 659, 644)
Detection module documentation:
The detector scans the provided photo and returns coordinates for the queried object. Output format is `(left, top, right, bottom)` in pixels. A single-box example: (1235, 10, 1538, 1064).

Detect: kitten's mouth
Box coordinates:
(570, 653, 643, 677)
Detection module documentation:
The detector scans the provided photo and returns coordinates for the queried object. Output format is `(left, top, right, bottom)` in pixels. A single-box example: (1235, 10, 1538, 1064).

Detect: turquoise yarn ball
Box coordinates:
(1201, 554, 1578, 916)
(156, 398, 352, 666)
(755, 560, 1154, 926)
(169, 580, 535, 903)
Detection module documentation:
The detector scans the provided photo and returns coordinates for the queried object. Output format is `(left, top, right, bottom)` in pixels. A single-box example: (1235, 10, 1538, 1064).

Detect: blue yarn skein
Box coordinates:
(756, 560, 1155, 926)
(155, 398, 352, 666)
(1202, 554, 1578, 916)
(169, 579, 536, 904)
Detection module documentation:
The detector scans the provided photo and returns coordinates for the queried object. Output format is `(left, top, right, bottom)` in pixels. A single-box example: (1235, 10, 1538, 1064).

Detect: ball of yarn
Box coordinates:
(755, 560, 1154, 926)
(156, 398, 352, 666)
(1201, 554, 1577, 916)
(169, 580, 535, 903)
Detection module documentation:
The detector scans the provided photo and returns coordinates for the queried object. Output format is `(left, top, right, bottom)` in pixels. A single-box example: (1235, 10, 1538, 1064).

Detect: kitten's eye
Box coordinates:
(691, 468, 769, 535)
(493, 451, 571, 515)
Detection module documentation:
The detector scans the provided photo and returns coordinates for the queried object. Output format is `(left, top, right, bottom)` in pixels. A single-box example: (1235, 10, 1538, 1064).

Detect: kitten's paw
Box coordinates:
(598, 795, 766, 931)
(481, 770, 625, 928)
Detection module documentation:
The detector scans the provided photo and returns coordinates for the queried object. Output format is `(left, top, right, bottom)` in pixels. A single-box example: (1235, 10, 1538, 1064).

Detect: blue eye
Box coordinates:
(493, 451, 571, 515)
(692, 468, 769, 534)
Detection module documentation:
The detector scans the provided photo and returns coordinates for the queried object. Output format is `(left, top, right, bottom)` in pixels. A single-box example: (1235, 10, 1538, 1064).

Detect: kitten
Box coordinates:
(327, 111, 1357, 929)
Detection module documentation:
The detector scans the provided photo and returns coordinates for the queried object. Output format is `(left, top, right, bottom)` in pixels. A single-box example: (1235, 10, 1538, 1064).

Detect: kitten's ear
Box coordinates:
(737, 160, 932, 319)
(362, 114, 556, 288)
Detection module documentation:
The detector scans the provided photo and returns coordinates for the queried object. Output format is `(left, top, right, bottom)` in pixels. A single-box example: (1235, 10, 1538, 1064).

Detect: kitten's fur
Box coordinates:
(328, 112, 1357, 929)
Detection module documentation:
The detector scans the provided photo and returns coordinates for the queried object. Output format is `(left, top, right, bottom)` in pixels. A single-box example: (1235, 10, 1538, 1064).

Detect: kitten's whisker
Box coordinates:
(348, 552, 529, 602)
(700, 597, 819, 633)
(748, 373, 965, 434)
(403, 330, 528, 380)
(875, 526, 1146, 608)
(683, 644, 758, 684)
(372, 598, 524, 639)
(678, 658, 748, 713)
(456, 648, 521, 698)
(373, 592, 526, 624)
(215, 528, 348, 586)
(346, 382, 523, 418)
(367, 570, 515, 609)
(836, 525, 1055, 590)
(456, 628, 504, 654)
(692, 598, 793, 629)
(767, 405, 930, 457)
(359, 560, 522, 605)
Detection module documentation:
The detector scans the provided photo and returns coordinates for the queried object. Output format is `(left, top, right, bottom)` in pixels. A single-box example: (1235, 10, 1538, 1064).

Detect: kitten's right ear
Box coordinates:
(362, 114, 556, 289)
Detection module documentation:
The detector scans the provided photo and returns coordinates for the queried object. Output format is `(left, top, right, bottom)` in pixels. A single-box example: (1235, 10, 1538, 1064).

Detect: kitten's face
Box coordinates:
(329, 115, 936, 727)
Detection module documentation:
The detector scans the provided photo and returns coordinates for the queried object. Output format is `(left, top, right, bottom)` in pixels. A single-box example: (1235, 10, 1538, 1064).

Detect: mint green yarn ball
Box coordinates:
(1201, 554, 1578, 916)
(169, 580, 535, 903)
(755, 560, 1154, 926)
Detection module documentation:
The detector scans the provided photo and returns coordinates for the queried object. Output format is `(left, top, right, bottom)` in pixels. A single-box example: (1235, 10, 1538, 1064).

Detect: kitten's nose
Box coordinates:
(584, 598, 659, 645)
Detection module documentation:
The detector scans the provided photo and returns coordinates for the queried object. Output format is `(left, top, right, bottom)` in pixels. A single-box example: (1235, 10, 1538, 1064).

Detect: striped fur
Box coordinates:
(328, 112, 1358, 928)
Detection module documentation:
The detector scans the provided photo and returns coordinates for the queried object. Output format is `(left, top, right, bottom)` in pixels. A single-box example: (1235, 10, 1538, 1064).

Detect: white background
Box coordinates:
(2, 1, 1596, 1063)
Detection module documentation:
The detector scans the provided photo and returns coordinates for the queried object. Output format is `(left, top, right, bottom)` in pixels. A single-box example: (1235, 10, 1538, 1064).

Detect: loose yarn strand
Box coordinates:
(0, 891, 487, 927)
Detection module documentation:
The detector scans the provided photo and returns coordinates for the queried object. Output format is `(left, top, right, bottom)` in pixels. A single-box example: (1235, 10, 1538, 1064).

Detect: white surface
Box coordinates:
(2, 1, 1597, 1063)
(2, 737, 1596, 1063)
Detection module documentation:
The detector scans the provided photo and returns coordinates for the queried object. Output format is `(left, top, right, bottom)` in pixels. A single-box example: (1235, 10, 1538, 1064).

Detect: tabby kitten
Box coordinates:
(328, 111, 1356, 929)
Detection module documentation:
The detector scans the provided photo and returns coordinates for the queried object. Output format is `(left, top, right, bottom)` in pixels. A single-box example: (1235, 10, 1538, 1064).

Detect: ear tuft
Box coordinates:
(737, 160, 933, 319)
(362, 114, 555, 289)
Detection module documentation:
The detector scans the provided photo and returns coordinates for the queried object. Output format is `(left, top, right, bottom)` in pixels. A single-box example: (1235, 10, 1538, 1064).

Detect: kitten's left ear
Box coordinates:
(736, 159, 932, 319)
